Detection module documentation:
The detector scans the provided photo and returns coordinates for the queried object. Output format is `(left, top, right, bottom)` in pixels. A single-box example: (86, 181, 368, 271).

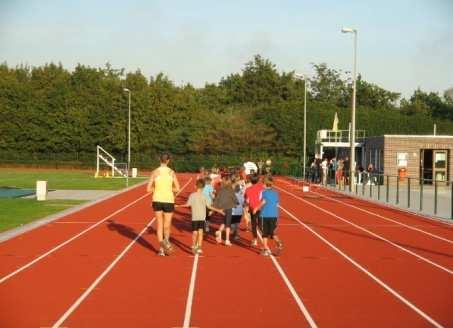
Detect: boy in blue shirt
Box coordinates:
(253, 176, 284, 256)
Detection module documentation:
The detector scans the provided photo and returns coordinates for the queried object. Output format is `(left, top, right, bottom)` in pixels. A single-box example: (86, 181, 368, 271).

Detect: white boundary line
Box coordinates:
(51, 178, 192, 328)
(275, 186, 453, 275)
(51, 217, 156, 328)
(256, 231, 317, 328)
(280, 177, 453, 226)
(0, 193, 149, 284)
(182, 254, 199, 328)
(279, 206, 443, 328)
(310, 188, 453, 244)
(0, 177, 192, 285)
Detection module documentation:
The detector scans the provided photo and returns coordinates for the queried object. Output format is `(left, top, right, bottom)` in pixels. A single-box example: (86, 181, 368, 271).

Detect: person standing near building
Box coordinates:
(147, 153, 180, 256)
(321, 158, 328, 185)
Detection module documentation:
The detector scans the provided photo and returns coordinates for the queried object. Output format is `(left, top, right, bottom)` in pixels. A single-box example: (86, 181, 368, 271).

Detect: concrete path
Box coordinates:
(24, 189, 117, 201)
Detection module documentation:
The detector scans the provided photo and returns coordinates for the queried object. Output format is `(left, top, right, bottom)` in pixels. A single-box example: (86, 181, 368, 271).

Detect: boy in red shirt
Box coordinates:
(244, 174, 264, 247)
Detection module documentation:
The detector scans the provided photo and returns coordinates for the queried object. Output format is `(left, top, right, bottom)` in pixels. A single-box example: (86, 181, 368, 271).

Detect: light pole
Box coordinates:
(123, 88, 131, 176)
(295, 74, 308, 180)
(341, 27, 357, 190)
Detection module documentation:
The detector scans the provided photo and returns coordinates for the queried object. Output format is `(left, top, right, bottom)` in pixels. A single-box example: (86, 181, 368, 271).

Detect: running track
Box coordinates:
(0, 173, 452, 327)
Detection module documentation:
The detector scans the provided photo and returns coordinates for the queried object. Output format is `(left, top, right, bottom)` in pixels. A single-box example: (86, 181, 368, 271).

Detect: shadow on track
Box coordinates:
(106, 220, 158, 253)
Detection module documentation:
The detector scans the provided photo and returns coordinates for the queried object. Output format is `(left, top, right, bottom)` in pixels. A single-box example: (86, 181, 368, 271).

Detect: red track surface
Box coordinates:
(1, 174, 452, 327)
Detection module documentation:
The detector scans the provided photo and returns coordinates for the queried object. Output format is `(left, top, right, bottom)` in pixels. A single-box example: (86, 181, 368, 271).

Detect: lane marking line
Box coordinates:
(0, 193, 149, 284)
(0, 177, 192, 285)
(51, 217, 156, 328)
(294, 182, 453, 244)
(277, 177, 453, 228)
(256, 231, 317, 328)
(275, 186, 453, 275)
(279, 205, 444, 328)
(182, 254, 199, 328)
(51, 178, 192, 328)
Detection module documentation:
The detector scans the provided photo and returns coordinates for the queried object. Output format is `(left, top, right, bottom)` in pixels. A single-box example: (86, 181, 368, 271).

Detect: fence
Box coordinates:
(288, 167, 453, 220)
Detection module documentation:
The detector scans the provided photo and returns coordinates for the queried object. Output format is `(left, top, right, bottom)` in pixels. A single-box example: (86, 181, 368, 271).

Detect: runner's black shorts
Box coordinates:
(260, 217, 278, 238)
(223, 208, 233, 227)
(231, 215, 242, 224)
(192, 220, 205, 231)
(152, 202, 174, 213)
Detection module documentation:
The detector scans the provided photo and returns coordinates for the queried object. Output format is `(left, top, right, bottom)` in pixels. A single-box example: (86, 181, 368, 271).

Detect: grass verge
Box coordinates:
(0, 169, 147, 190)
(0, 199, 86, 232)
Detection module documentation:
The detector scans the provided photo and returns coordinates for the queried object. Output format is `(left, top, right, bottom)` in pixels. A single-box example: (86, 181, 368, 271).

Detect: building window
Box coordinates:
(397, 152, 408, 167)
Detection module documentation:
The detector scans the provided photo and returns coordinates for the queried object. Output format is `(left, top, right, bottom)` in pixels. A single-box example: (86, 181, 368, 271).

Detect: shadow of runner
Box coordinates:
(106, 220, 158, 253)
(169, 236, 193, 255)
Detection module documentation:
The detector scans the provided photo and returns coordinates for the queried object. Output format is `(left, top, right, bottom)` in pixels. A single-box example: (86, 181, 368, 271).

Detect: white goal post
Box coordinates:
(95, 145, 128, 177)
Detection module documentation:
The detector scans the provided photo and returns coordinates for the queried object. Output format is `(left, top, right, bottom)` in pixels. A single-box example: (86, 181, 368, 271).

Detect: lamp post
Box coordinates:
(341, 27, 357, 190)
(123, 88, 131, 176)
(295, 74, 308, 180)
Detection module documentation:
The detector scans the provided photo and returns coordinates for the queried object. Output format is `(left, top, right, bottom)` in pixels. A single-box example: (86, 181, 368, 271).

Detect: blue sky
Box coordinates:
(1, 0, 452, 98)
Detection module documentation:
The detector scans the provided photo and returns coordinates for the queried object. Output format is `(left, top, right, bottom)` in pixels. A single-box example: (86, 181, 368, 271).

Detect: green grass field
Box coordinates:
(0, 199, 86, 232)
(0, 168, 148, 232)
(0, 169, 147, 190)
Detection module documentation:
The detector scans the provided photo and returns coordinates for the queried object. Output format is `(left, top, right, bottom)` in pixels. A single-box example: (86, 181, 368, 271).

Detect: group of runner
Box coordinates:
(147, 154, 283, 257)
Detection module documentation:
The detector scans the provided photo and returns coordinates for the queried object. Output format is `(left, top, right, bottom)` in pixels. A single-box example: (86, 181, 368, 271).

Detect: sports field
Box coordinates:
(0, 169, 148, 232)
(0, 173, 451, 327)
(0, 169, 147, 190)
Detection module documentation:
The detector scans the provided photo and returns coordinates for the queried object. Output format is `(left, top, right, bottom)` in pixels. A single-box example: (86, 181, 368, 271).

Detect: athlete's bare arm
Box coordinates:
(172, 170, 180, 194)
(146, 170, 156, 193)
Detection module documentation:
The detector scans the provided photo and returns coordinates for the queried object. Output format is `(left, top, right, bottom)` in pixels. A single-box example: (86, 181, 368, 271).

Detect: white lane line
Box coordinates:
(182, 254, 199, 328)
(51, 217, 156, 328)
(0, 177, 192, 285)
(256, 231, 317, 328)
(52, 178, 192, 328)
(0, 193, 150, 284)
(308, 187, 453, 244)
(275, 186, 453, 275)
(277, 177, 453, 229)
(279, 206, 444, 328)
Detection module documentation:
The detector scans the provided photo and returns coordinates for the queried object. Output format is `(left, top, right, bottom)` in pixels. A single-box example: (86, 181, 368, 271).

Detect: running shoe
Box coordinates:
(276, 240, 284, 250)
(157, 248, 166, 256)
(224, 240, 232, 246)
(191, 245, 198, 255)
(196, 248, 203, 255)
(260, 249, 271, 256)
(162, 240, 174, 255)
(250, 239, 257, 247)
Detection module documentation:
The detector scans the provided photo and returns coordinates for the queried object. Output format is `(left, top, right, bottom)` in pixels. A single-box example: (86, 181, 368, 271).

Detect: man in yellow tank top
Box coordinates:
(147, 153, 180, 256)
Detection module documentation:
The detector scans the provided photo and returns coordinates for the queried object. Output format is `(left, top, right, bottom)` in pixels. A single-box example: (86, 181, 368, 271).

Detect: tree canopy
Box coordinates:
(0, 56, 452, 170)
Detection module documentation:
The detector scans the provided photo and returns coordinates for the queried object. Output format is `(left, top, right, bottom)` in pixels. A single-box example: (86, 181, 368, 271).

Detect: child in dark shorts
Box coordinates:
(177, 178, 223, 254)
(203, 176, 215, 233)
(231, 183, 245, 240)
(253, 176, 283, 256)
(214, 176, 238, 246)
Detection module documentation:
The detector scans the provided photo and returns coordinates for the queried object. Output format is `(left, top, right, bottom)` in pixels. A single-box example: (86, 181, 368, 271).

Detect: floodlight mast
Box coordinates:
(341, 27, 358, 190)
(295, 73, 308, 180)
(123, 88, 131, 176)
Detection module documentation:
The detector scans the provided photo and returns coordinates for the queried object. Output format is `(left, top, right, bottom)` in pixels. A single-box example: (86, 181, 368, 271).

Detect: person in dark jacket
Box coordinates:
(214, 176, 238, 246)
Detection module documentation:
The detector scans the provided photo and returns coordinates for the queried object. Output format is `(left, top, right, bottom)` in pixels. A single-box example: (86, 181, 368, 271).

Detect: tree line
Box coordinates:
(1, 55, 452, 171)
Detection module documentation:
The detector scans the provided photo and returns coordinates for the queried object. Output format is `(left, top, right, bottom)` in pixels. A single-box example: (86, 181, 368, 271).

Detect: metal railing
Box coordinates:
(316, 129, 366, 144)
(288, 167, 453, 220)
